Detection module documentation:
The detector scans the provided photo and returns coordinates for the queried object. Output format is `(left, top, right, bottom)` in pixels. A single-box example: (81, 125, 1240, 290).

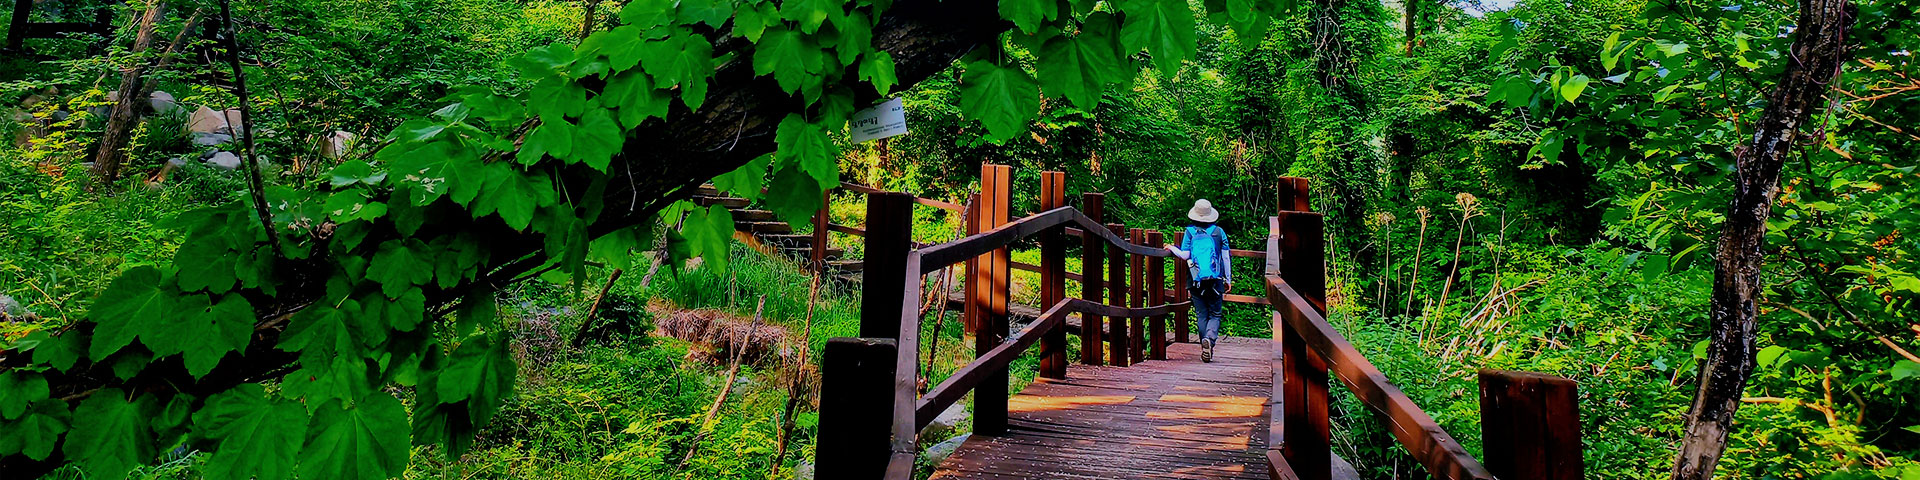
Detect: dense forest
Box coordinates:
(0, 0, 1914, 476)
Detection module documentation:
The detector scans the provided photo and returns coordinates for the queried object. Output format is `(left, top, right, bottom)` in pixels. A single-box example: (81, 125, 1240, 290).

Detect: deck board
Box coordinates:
(932, 337, 1273, 480)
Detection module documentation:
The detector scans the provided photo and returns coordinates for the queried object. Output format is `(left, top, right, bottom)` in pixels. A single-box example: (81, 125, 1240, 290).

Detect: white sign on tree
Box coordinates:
(849, 97, 908, 143)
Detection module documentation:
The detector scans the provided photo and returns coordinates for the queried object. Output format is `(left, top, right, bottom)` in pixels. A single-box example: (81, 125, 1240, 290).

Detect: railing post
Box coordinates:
(1276, 180, 1330, 479)
(1038, 171, 1068, 380)
(861, 192, 915, 338)
(1079, 193, 1105, 366)
(815, 338, 898, 479)
(1480, 370, 1583, 480)
(1106, 223, 1129, 367)
(1126, 228, 1142, 361)
(975, 164, 1013, 435)
(1146, 230, 1167, 360)
(963, 193, 980, 333)
(811, 187, 831, 274)
(1173, 230, 1190, 344)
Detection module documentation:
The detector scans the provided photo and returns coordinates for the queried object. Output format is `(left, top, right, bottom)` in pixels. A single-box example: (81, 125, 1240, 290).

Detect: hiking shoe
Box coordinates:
(1201, 340, 1214, 363)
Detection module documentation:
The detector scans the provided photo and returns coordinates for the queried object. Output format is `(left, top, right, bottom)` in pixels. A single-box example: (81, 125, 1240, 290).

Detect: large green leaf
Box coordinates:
(278, 300, 365, 363)
(519, 119, 575, 165)
(64, 390, 158, 479)
(18, 330, 83, 372)
(764, 165, 825, 227)
(473, 166, 557, 231)
(605, 70, 671, 128)
(194, 384, 306, 480)
(145, 294, 254, 378)
(87, 266, 177, 361)
(1035, 12, 1129, 110)
(779, 0, 840, 33)
(714, 153, 772, 202)
(959, 59, 1041, 143)
(0, 399, 70, 461)
(299, 395, 410, 480)
(677, 0, 734, 27)
(774, 114, 839, 186)
(857, 51, 897, 95)
(570, 108, 625, 171)
(640, 32, 715, 90)
(369, 240, 434, 298)
(1117, 0, 1197, 72)
(683, 205, 735, 272)
(0, 371, 48, 419)
(753, 27, 825, 94)
(732, 0, 778, 42)
(388, 141, 486, 206)
(1000, 0, 1058, 34)
(528, 77, 589, 122)
(437, 336, 518, 425)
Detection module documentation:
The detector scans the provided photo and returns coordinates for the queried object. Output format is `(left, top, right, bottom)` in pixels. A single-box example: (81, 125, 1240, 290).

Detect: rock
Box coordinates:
(188, 106, 225, 133)
(922, 433, 970, 465)
(219, 109, 247, 136)
(192, 131, 232, 146)
(149, 91, 177, 114)
(319, 130, 357, 159)
(919, 402, 969, 439)
(49, 110, 69, 122)
(205, 151, 242, 170)
(792, 460, 814, 480)
(0, 295, 23, 316)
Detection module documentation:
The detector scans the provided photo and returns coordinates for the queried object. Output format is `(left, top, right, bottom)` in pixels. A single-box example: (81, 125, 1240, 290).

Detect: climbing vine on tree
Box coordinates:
(0, 0, 1301, 476)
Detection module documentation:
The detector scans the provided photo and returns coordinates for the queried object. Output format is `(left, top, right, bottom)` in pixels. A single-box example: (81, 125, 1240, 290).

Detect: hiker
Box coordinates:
(1164, 199, 1231, 363)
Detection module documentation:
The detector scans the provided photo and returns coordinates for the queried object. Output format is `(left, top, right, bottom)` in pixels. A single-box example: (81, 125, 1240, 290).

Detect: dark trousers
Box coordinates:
(1190, 278, 1225, 342)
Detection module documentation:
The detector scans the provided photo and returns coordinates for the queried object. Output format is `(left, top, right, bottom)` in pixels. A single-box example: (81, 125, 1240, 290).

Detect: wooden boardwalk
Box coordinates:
(932, 337, 1272, 479)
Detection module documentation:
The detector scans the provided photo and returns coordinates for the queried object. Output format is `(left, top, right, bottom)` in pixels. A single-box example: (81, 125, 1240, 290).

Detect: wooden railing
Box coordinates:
(814, 165, 1198, 479)
(1260, 178, 1582, 480)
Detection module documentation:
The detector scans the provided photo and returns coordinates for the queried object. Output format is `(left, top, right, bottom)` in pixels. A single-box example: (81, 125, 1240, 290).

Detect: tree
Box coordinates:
(1671, 0, 1856, 476)
(0, 0, 1296, 476)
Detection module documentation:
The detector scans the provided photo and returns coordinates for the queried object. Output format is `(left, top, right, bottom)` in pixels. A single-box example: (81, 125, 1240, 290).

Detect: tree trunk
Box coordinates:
(89, 0, 167, 184)
(1402, 0, 1415, 57)
(0, 0, 1002, 474)
(1670, 0, 1854, 477)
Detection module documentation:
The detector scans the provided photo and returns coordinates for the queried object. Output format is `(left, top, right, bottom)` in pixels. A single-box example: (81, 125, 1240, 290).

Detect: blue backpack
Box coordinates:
(1183, 225, 1230, 284)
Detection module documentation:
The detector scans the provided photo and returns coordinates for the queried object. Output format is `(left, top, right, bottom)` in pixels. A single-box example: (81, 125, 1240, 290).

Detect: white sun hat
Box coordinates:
(1187, 199, 1220, 223)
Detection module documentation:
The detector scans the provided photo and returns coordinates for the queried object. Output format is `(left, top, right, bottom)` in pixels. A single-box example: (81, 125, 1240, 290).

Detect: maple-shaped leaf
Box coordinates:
(570, 108, 624, 171)
(64, 390, 159, 479)
(754, 27, 825, 94)
(87, 266, 178, 361)
(1000, 0, 1059, 34)
(298, 395, 410, 480)
(1118, 0, 1197, 72)
(959, 59, 1041, 143)
(146, 294, 254, 378)
(193, 384, 306, 480)
(369, 240, 434, 298)
(1036, 12, 1130, 110)
(0, 399, 70, 460)
(774, 114, 839, 187)
(436, 336, 518, 425)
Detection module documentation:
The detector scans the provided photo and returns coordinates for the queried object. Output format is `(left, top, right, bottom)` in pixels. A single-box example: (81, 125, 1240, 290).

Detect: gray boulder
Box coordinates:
(188, 106, 225, 133)
(149, 91, 177, 114)
(919, 403, 970, 439)
(192, 131, 232, 146)
(792, 460, 814, 480)
(0, 294, 22, 317)
(205, 151, 242, 170)
(922, 433, 970, 465)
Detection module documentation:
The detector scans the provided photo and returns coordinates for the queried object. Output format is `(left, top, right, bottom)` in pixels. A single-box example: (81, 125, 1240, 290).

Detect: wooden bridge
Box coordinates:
(813, 168, 1584, 479)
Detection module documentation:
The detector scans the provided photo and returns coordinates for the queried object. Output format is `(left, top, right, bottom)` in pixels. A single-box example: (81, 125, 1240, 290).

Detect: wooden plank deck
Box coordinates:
(932, 337, 1272, 479)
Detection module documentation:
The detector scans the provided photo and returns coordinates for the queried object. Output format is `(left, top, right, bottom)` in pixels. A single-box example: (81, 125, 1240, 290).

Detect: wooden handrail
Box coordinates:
(1265, 277, 1493, 480)
(841, 181, 966, 212)
(919, 207, 1167, 273)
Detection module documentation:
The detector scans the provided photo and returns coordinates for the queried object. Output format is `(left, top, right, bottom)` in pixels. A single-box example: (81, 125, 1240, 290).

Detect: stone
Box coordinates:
(792, 460, 814, 480)
(205, 151, 242, 170)
(319, 130, 357, 159)
(0, 294, 23, 317)
(922, 433, 970, 465)
(192, 131, 232, 146)
(188, 105, 226, 133)
(149, 91, 177, 114)
(219, 109, 247, 136)
(919, 402, 969, 439)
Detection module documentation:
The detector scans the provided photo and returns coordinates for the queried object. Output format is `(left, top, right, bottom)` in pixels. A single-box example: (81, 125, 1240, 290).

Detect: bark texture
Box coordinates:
(90, 1, 167, 184)
(0, 0, 1004, 476)
(1670, 0, 1854, 477)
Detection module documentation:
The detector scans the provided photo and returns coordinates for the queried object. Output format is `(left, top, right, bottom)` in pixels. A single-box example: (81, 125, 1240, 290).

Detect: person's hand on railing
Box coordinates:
(1225, 283, 1233, 294)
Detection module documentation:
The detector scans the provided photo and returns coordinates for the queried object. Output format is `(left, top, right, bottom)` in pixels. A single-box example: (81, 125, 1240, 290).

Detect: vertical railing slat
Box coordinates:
(1080, 193, 1105, 366)
(1106, 223, 1129, 367)
(1146, 230, 1167, 361)
(1038, 171, 1068, 380)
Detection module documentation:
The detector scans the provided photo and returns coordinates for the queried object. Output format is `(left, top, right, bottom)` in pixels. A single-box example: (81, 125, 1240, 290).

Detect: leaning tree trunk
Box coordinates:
(1671, 0, 1854, 477)
(90, 0, 166, 184)
(0, 0, 1002, 474)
